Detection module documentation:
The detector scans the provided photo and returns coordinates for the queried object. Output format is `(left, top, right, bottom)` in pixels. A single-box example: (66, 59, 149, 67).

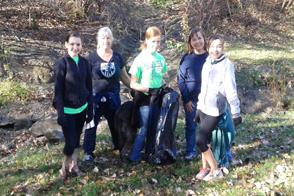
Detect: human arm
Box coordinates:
(53, 58, 67, 126)
(120, 66, 131, 88)
(177, 55, 191, 105)
(85, 59, 93, 123)
(224, 60, 242, 127)
(130, 75, 148, 93)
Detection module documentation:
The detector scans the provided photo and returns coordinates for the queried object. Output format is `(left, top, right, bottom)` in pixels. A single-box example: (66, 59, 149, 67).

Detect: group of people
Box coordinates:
(53, 26, 242, 182)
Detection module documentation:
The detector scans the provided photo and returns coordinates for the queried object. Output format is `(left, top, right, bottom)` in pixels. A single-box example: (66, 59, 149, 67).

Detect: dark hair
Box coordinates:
(65, 31, 81, 42)
(207, 34, 224, 49)
(140, 26, 161, 51)
(186, 28, 207, 54)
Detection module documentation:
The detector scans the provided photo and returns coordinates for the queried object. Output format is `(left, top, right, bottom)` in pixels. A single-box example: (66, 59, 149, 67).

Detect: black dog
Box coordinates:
(114, 87, 168, 165)
(114, 100, 137, 165)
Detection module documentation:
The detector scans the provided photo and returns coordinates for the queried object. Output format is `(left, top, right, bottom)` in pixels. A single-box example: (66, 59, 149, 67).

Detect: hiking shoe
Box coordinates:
(196, 168, 210, 180)
(203, 168, 223, 181)
(185, 152, 196, 160)
(83, 154, 93, 163)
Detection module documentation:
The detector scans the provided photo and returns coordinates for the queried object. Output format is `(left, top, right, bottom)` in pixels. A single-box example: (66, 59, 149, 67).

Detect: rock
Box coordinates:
(30, 117, 64, 142)
(43, 128, 64, 142)
(32, 66, 54, 84)
(1, 143, 15, 150)
(30, 58, 54, 84)
(0, 116, 14, 126)
(14, 115, 32, 131)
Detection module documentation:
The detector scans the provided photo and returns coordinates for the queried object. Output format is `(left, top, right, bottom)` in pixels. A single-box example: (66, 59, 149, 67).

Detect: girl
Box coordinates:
(53, 31, 93, 180)
(178, 28, 208, 160)
(82, 27, 130, 163)
(195, 34, 242, 181)
(129, 26, 167, 162)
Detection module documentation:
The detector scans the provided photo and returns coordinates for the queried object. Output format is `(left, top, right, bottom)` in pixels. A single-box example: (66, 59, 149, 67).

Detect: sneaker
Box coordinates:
(203, 168, 223, 181)
(185, 152, 196, 160)
(83, 154, 93, 163)
(196, 168, 210, 180)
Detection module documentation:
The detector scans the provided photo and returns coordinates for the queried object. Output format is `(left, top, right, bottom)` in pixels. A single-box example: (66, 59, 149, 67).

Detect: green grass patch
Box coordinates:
(1, 111, 294, 195)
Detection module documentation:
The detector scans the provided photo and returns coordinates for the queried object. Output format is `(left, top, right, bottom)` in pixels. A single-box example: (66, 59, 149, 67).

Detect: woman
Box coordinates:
(53, 31, 93, 180)
(129, 26, 167, 162)
(195, 34, 242, 181)
(83, 27, 130, 163)
(178, 28, 208, 160)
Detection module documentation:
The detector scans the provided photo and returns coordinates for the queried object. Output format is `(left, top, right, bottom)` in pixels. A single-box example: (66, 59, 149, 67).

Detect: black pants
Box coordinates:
(195, 110, 223, 152)
(62, 108, 87, 156)
(83, 101, 118, 156)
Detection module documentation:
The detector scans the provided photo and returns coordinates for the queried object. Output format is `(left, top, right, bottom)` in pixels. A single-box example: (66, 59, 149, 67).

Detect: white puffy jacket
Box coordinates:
(197, 54, 240, 117)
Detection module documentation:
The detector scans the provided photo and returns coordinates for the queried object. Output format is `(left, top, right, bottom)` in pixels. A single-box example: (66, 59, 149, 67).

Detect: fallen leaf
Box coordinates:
(80, 179, 87, 185)
(176, 176, 182, 184)
(93, 166, 99, 173)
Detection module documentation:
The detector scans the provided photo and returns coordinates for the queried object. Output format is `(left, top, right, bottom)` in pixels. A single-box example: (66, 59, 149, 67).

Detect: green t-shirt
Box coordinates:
(129, 50, 167, 90)
(72, 56, 79, 65)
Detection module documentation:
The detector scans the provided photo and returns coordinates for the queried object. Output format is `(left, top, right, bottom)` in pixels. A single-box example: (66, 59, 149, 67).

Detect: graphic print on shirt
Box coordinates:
(143, 60, 164, 81)
(101, 62, 116, 78)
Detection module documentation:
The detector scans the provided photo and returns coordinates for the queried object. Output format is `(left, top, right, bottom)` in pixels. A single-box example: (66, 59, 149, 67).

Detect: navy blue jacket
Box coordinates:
(177, 52, 208, 104)
(53, 53, 93, 115)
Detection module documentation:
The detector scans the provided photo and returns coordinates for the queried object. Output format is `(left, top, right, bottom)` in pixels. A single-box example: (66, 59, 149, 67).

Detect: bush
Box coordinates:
(0, 81, 34, 106)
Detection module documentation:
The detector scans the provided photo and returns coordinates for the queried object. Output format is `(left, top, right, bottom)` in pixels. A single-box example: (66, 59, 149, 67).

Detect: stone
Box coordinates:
(30, 116, 64, 142)
(14, 115, 32, 131)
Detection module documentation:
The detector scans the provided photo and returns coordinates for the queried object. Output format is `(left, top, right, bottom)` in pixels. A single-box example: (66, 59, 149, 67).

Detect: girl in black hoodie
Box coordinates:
(53, 31, 93, 181)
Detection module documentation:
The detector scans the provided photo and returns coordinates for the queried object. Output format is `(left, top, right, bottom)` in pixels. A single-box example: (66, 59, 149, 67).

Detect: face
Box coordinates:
(146, 35, 161, 54)
(208, 39, 224, 60)
(191, 32, 205, 54)
(98, 34, 112, 50)
(65, 36, 82, 57)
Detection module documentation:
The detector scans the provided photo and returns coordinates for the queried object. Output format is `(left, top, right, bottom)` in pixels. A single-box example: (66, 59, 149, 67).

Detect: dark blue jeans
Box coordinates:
(83, 101, 117, 156)
(184, 100, 197, 155)
(129, 103, 160, 161)
(62, 108, 87, 156)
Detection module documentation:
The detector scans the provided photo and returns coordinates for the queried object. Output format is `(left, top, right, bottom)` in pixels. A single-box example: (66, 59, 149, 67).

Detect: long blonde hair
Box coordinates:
(140, 26, 161, 51)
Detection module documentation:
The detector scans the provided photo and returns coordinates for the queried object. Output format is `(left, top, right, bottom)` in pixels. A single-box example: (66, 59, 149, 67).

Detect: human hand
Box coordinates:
(233, 116, 242, 127)
(57, 113, 67, 127)
(185, 101, 194, 113)
(148, 87, 161, 96)
(194, 110, 201, 123)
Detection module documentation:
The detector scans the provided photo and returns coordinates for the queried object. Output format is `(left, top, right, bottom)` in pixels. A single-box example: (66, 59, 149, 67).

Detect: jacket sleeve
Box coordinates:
(177, 54, 190, 104)
(85, 59, 93, 116)
(53, 58, 66, 115)
(224, 60, 240, 115)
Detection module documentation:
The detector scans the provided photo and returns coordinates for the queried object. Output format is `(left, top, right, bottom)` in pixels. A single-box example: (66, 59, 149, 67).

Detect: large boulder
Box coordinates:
(30, 115, 64, 142)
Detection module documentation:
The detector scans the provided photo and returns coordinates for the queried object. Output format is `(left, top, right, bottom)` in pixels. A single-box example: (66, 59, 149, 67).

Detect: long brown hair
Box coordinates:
(186, 28, 207, 54)
(140, 26, 161, 51)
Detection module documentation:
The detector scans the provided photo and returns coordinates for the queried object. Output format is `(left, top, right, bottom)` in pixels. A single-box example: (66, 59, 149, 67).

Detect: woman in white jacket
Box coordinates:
(194, 34, 242, 181)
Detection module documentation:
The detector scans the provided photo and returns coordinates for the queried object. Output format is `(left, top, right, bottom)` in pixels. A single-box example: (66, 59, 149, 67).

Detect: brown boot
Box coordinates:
(58, 154, 71, 181)
(69, 148, 85, 176)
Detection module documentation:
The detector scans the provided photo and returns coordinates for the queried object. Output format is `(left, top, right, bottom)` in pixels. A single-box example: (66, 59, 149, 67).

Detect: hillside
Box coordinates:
(0, 0, 294, 195)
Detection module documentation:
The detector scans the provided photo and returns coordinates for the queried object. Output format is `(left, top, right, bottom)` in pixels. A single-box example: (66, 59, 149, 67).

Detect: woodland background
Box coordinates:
(0, 0, 294, 195)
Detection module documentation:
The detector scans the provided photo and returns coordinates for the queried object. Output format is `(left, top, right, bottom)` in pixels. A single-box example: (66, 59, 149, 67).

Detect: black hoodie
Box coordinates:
(53, 53, 93, 116)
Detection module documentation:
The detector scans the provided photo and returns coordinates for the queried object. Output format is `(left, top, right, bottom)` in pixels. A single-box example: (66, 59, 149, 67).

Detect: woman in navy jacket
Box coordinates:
(53, 31, 93, 181)
(178, 28, 208, 160)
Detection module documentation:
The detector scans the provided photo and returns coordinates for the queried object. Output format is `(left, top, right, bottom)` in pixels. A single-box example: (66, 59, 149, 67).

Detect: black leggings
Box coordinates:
(62, 108, 87, 156)
(195, 110, 223, 152)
